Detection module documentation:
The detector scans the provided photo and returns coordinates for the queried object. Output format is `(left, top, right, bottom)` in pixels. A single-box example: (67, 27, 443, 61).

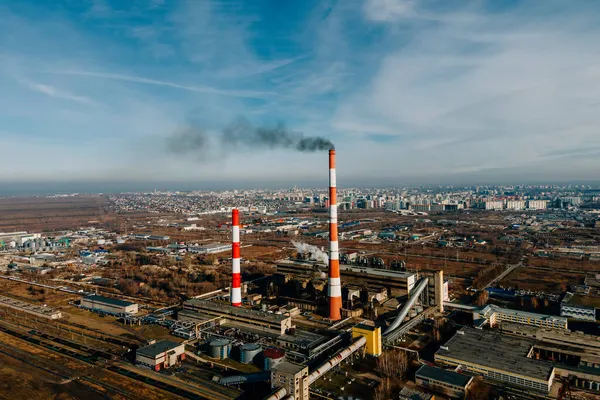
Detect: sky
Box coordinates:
(2, 0, 600, 191)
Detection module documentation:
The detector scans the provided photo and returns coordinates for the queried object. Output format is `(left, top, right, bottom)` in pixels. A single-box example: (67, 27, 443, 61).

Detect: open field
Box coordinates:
(0, 196, 116, 232)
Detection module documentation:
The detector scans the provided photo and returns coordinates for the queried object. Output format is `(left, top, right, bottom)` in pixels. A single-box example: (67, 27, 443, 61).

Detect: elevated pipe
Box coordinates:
(384, 277, 429, 335)
(307, 336, 366, 385)
(265, 387, 287, 400)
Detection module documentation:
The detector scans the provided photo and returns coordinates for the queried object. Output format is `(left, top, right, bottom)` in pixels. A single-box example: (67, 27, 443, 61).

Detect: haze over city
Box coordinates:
(2, 0, 600, 192)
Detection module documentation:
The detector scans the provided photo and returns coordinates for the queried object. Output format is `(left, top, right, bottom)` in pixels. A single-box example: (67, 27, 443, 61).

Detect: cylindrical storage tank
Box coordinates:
(261, 303, 268, 312)
(209, 339, 232, 360)
(415, 305, 423, 314)
(592, 381, 599, 391)
(240, 343, 262, 364)
(263, 348, 285, 371)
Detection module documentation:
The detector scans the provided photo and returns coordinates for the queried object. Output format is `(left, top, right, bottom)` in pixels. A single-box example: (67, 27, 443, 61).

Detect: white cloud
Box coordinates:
(27, 82, 97, 105)
(332, 1, 600, 178)
(364, 0, 414, 22)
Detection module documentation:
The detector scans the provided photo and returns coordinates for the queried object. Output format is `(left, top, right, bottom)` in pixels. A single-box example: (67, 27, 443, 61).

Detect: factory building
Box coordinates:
(276, 259, 417, 297)
(415, 365, 473, 399)
(80, 294, 138, 315)
(474, 304, 568, 330)
(270, 362, 309, 400)
(188, 243, 230, 254)
(435, 328, 555, 393)
(136, 340, 185, 371)
(180, 299, 292, 335)
(561, 292, 600, 322)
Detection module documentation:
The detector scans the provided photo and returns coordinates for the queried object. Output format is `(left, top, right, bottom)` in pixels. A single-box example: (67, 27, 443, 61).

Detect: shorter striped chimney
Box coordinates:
(231, 209, 242, 307)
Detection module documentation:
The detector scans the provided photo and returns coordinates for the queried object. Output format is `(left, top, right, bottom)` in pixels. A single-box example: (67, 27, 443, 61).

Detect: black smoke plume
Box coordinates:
(167, 117, 334, 158)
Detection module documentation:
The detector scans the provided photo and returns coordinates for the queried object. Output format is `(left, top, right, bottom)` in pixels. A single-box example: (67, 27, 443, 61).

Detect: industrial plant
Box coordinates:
(0, 147, 598, 400)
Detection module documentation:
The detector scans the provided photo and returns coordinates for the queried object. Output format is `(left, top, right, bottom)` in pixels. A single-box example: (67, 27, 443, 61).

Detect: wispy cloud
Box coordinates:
(26, 82, 97, 105)
(47, 70, 275, 99)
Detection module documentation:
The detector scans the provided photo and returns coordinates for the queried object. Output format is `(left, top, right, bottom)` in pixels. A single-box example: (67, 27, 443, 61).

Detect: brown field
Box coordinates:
(499, 267, 584, 292)
(0, 196, 116, 232)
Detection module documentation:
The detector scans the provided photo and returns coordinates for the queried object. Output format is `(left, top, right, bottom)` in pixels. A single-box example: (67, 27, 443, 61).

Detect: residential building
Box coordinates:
(527, 200, 548, 210)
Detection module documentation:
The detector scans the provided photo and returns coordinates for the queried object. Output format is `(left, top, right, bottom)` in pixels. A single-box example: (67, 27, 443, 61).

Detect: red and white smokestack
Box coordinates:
(231, 209, 242, 307)
(328, 149, 342, 321)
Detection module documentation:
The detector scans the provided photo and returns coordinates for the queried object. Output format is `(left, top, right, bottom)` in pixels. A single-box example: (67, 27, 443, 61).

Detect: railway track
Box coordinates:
(0, 319, 235, 400)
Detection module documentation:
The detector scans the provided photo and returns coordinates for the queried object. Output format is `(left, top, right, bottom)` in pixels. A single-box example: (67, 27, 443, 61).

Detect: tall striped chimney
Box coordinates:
(328, 149, 342, 321)
(231, 209, 242, 307)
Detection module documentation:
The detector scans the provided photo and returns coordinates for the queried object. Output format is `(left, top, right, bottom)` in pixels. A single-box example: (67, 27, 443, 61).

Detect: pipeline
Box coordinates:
(265, 387, 287, 400)
(218, 372, 270, 386)
(307, 336, 366, 385)
(384, 277, 429, 335)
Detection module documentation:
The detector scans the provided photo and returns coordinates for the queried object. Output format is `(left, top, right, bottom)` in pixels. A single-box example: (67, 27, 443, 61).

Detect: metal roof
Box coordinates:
(137, 340, 183, 358)
(416, 365, 473, 388)
(435, 327, 554, 382)
(82, 294, 136, 307)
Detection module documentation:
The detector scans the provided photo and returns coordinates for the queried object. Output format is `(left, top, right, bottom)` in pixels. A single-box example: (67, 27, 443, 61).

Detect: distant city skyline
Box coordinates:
(2, 1, 600, 184)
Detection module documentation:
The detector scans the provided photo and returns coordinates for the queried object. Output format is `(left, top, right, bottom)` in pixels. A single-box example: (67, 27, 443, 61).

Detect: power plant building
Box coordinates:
(80, 294, 138, 315)
(270, 362, 309, 400)
(276, 260, 417, 297)
(180, 299, 292, 335)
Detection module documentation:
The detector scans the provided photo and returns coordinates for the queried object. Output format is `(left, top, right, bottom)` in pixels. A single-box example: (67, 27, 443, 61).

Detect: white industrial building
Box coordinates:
(187, 243, 230, 254)
(80, 294, 138, 315)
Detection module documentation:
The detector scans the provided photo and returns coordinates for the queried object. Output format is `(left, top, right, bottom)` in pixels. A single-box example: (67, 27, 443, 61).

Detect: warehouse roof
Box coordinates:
(416, 365, 473, 388)
(137, 340, 183, 358)
(82, 294, 136, 307)
(435, 328, 554, 382)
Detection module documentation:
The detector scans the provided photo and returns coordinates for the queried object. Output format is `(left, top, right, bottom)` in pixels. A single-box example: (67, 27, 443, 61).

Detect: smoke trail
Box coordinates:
(291, 241, 328, 264)
(167, 117, 334, 158)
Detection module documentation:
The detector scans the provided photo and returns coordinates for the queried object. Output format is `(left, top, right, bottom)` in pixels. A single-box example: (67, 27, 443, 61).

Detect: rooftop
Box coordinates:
(82, 294, 136, 307)
(272, 361, 306, 375)
(416, 365, 473, 388)
(184, 299, 290, 323)
(399, 387, 434, 400)
(277, 330, 327, 349)
(483, 305, 568, 323)
(562, 293, 600, 309)
(137, 340, 183, 359)
(435, 328, 554, 382)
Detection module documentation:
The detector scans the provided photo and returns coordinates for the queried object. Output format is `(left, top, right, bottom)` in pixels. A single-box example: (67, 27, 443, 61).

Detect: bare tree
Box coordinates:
(475, 290, 489, 307)
(376, 350, 408, 379)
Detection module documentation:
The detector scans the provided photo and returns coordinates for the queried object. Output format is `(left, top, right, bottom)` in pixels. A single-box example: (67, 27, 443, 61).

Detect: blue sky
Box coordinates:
(2, 0, 600, 189)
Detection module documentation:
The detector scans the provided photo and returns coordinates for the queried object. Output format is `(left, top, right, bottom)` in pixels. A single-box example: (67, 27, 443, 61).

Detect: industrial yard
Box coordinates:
(0, 151, 599, 400)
